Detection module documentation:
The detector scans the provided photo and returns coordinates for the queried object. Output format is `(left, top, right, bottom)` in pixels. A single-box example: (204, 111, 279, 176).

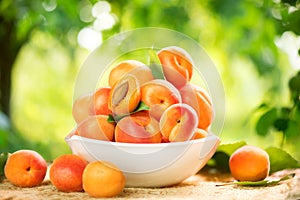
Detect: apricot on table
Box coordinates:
(83, 161, 126, 198)
(4, 150, 47, 187)
(115, 110, 162, 143)
(141, 79, 181, 120)
(49, 154, 88, 192)
(159, 103, 198, 142)
(229, 145, 270, 182)
(157, 46, 194, 89)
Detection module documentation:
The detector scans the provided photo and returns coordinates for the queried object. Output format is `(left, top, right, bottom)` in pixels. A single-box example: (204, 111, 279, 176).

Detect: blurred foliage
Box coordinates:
(0, 0, 300, 161)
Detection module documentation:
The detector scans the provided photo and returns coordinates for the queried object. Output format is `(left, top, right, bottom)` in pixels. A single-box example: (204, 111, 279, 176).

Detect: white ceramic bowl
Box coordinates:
(65, 133, 220, 187)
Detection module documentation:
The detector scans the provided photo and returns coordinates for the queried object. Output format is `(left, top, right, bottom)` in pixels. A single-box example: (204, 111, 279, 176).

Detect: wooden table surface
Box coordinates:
(0, 168, 299, 200)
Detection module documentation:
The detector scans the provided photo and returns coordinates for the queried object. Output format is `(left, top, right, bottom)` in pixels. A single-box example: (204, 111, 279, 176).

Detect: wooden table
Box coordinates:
(0, 168, 299, 200)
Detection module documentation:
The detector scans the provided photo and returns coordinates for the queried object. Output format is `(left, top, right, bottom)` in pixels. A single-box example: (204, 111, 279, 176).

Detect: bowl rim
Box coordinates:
(65, 133, 219, 148)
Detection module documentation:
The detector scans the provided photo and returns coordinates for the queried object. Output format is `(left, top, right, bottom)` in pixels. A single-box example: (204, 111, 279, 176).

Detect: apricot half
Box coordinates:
(229, 145, 270, 182)
(159, 103, 198, 142)
(115, 111, 162, 143)
(157, 46, 194, 89)
(141, 79, 181, 120)
(108, 74, 141, 117)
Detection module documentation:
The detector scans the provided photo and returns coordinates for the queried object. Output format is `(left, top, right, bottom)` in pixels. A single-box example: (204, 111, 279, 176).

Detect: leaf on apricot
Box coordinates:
(265, 147, 300, 174)
(107, 101, 150, 123)
(148, 49, 165, 80)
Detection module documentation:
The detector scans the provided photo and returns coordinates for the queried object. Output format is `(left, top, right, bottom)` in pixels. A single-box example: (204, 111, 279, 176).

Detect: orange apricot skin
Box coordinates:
(229, 145, 270, 182)
(49, 154, 88, 192)
(4, 150, 47, 187)
(93, 87, 112, 116)
(115, 111, 162, 143)
(157, 46, 194, 89)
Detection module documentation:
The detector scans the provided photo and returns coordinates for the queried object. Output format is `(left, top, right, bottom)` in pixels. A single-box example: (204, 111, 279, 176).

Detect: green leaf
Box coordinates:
(216, 173, 295, 187)
(0, 152, 9, 182)
(106, 101, 150, 123)
(216, 141, 247, 156)
(148, 49, 165, 79)
(265, 147, 300, 173)
(210, 141, 246, 172)
(256, 108, 278, 136)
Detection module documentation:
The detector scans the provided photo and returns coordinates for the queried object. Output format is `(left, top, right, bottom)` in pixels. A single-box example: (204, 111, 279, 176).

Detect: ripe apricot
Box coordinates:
(229, 145, 270, 182)
(82, 161, 126, 198)
(93, 87, 112, 116)
(141, 79, 181, 120)
(75, 115, 115, 141)
(159, 103, 198, 142)
(49, 154, 88, 192)
(4, 150, 47, 187)
(157, 46, 194, 89)
(115, 111, 162, 143)
(180, 84, 214, 130)
(72, 93, 95, 124)
(109, 60, 153, 87)
(193, 128, 208, 140)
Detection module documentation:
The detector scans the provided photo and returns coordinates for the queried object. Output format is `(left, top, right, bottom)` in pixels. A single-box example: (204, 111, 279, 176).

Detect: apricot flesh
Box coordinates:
(108, 74, 141, 117)
(229, 145, 270, 182)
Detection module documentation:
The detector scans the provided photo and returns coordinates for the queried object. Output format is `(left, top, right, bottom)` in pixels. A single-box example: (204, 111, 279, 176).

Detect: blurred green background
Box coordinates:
(1, 0, 300, 161)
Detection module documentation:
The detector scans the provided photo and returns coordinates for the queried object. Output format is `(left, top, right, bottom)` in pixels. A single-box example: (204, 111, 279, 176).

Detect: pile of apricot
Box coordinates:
(70, 46, 214, 143)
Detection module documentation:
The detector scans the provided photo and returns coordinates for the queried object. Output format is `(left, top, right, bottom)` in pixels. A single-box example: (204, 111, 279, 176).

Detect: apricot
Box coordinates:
(4, 150, 47, 187)
(49, 154, 88, 192)
(72, 93, 95, 124)
(180, 83, 214, 130)
(108, 60, 153, 87)
(141, 79, 181, 120)
(108, 74, 141, 117)
(115, 111, 162, 143)
(159, 103, 198, 142)
(93, 87, 112, 115)
(75, 115, 115, 141)
(193, 128, 208, 140)
(82, 161, 125, 198)
(229, 145, 270, 182)
(157, 46, 194, 89)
